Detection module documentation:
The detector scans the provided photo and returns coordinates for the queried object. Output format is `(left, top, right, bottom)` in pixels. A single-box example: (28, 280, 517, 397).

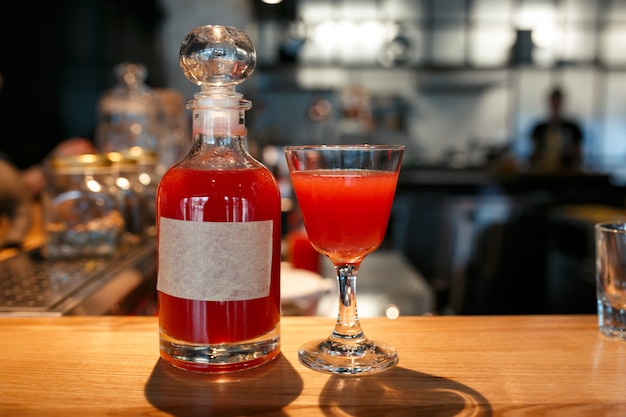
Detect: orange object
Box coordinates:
(287, 229, 319, 273)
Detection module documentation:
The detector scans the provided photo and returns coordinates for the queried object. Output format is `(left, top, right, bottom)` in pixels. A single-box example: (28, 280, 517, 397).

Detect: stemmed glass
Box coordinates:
(284, 144, 405, 375)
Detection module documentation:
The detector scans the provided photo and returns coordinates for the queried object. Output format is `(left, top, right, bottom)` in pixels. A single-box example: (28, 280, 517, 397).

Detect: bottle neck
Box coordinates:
(183, 107, 254, 169)
(192, 107, 246, 142)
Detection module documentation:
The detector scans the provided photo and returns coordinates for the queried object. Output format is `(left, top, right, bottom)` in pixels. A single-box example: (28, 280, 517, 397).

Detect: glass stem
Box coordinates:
(331, 264, 365, 340)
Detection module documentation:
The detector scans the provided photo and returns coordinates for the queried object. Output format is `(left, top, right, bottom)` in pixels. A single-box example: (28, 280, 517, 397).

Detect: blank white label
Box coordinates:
(157, 217, 273, 301)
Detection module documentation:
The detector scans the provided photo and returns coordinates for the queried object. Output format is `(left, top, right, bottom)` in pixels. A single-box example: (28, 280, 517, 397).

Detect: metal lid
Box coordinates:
(51, 154, 111, 169)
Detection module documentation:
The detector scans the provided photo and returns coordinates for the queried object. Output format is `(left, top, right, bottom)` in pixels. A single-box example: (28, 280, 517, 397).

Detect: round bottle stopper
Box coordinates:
(179, 25, 256, 96)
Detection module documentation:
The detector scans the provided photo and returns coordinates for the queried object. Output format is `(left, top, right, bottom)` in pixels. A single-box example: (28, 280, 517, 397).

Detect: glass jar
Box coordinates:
(95, 62, 162, 157)
(135, 151, 159, 237)
(43, 154, 124, 259)
(107, 151, 147, 244)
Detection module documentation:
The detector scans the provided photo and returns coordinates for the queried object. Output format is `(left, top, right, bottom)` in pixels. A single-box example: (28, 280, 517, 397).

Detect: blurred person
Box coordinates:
(529, 87, 583, 172)
(0, 137, 96, 249)
(20, 137, 96, 197)
(0, 158, 31, 249)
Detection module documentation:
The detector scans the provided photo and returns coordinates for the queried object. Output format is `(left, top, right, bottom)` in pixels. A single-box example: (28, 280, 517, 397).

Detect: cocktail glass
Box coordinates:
(284, 144, 405, 375)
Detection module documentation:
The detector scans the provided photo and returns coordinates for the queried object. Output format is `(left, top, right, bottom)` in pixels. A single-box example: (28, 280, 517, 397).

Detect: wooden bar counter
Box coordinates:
(1, 315, 625, 416)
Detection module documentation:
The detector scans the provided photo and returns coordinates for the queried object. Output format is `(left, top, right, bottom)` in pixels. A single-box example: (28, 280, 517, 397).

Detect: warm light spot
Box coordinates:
(139, 173, 152, 186)
(116, 177, 131, 190)
(130, 123, 143, 136)
(386, 304, 400, 320)
(263, 146, 280, 166)
(86, 178, 102, 193)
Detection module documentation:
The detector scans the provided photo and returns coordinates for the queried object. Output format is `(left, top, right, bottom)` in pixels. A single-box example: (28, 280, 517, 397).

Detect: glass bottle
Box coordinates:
(153, 88, 191, 178)
(43, 154, 124, 259)
(156, 25, 282, 372)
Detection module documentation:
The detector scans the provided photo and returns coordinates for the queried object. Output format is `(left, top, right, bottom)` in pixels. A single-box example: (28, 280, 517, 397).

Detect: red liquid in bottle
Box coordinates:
(157, 166, 281, 345)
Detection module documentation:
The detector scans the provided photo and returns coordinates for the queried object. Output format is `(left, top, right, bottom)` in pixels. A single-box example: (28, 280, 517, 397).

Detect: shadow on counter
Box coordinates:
(146, 356, 492, 417)
(145, 355, 302, 416)
(319, 367, 493, 417)
(319, 366, 492, 417)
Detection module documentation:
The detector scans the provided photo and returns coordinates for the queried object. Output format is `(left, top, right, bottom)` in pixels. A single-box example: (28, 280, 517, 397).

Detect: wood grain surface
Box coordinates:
(0, 315, 624, 416)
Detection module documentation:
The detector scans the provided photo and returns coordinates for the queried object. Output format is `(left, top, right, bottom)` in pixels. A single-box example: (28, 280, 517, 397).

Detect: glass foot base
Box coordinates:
(298, 337, 398, 375)
(160, 324, 280, 373)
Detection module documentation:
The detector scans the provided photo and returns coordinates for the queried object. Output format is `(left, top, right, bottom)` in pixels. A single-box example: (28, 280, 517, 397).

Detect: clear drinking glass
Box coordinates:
(284, 144, 404, 375)
(595, 222, 626, 340)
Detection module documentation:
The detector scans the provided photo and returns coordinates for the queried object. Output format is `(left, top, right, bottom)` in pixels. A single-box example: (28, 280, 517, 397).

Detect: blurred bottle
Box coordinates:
(286, 225, 319, 273)
(285, 206, 319, 274)
(95, 62, 162, 157)
(153, 88, 191, 177)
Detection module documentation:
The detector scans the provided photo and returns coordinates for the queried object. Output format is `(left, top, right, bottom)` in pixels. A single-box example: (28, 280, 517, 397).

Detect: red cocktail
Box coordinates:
(284, 144, 404, 375)
(289, 170, 398, 264)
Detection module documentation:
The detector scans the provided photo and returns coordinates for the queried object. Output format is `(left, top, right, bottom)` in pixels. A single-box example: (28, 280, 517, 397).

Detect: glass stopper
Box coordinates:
(114, 62, 148, 92)
(179, 25, 256, 96)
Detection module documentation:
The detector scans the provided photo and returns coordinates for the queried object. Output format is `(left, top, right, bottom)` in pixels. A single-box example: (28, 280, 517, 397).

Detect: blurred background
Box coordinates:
(4, 0, 626, 170)
(3, 0, 626, 316)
